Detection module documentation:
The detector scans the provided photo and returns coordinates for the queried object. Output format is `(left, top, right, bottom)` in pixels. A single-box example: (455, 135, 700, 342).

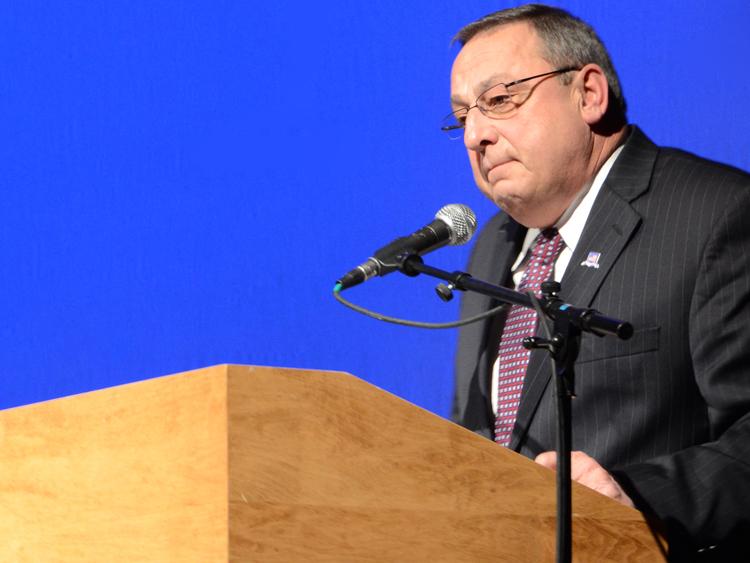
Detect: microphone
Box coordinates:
(336, 204, 477, 291)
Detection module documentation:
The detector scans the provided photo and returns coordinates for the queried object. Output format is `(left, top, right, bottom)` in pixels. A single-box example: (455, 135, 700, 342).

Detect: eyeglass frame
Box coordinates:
(441, 66, 580, 136)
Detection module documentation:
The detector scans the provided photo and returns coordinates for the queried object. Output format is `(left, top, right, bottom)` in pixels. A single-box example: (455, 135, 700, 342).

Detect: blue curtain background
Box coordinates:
(2, 1, 749, 417)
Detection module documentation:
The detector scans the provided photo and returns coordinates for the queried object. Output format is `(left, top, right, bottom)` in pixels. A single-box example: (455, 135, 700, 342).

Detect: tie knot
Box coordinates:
(530, 228, 564, 260)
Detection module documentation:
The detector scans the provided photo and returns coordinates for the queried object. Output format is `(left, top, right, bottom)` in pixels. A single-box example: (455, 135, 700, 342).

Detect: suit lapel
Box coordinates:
(509, 127, 659, 450)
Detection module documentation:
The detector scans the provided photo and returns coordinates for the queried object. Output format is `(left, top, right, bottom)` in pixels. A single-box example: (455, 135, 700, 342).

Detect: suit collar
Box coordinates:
(596, 125, 657, 203)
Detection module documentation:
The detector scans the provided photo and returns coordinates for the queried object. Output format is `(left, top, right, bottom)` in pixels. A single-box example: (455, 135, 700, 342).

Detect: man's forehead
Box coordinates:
(451, 23, 544, 95)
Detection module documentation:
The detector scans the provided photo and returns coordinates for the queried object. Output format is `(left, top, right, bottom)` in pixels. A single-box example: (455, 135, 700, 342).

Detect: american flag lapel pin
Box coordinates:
(580, 251, 601, 269)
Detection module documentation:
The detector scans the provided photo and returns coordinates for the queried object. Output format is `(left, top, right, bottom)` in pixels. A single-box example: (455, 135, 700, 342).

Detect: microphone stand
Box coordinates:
(397, 254, 632, 563)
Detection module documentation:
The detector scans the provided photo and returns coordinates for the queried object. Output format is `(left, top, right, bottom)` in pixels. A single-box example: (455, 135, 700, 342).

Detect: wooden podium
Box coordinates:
(0, 365, 666, 561)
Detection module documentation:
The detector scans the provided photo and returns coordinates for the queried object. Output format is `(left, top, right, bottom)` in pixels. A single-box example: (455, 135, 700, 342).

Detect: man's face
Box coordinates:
(450, 22, 593, 227)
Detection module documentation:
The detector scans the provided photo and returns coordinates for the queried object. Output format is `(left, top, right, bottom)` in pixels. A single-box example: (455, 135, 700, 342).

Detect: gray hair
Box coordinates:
(455, 4, 627, 127)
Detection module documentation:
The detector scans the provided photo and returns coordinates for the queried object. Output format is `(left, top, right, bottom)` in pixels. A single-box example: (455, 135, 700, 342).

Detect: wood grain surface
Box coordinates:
(226, 365, 666, 562)
(0, 365, 229, 561)
(0, 365, 666, 561)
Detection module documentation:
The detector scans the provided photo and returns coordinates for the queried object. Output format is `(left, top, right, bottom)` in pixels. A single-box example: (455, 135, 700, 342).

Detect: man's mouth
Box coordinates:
(485, 159, 513, 182)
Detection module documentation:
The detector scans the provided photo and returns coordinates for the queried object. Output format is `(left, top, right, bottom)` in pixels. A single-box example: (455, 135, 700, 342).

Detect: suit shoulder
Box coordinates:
(475, 210, 510, 239)
(463, 210, 524, 280)
(468, 211, 517, 255)
(654, 146, 750, 191)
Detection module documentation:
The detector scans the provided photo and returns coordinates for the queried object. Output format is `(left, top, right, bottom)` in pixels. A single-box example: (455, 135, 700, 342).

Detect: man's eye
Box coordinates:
(451, 109, 469, 125)
(485, 95, 512, 109)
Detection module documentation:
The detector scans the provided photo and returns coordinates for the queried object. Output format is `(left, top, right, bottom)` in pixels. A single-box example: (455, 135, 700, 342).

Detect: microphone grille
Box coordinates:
(435, 204, 478, 245)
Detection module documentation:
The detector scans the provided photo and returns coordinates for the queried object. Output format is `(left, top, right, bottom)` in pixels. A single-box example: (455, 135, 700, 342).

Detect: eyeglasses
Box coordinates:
(441, 67, 579, 139)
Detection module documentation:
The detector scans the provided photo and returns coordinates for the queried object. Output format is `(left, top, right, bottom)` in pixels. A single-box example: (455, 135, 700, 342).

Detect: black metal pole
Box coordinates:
(549, 313, 580, 563)
(555, 369, 573, 563)
(524, 283, 578, 563)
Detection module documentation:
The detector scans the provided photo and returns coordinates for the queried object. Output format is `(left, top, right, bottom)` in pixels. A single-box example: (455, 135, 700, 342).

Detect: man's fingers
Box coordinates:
(569, 450, 601, 481)
(534, 450, 635, 508)
(534, 451, 558, 470)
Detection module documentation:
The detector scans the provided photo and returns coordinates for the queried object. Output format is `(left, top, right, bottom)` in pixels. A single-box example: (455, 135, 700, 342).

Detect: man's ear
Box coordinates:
(576, 64, 610, 126)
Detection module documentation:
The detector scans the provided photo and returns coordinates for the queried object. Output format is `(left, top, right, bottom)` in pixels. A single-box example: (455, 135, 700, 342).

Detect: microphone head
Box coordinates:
(435, 204, 477, 246)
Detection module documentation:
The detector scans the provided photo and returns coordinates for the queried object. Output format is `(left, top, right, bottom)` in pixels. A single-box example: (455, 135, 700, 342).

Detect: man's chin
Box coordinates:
(478, 182, 533, 221)
(490, 191, 522, 215)
(491, 196, 542, 228)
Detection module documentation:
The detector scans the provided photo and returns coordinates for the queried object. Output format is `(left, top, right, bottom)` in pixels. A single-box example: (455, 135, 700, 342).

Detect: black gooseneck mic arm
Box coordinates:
(398, 253, 632, 563)
(399, 254, 632, 339)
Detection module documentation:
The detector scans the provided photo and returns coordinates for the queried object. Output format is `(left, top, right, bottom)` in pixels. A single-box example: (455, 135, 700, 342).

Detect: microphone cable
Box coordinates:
(332, 284, 509, 329)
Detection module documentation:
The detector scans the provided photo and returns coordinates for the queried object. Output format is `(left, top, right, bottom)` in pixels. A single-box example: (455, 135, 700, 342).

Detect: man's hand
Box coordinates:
(535, 450, 635, 508)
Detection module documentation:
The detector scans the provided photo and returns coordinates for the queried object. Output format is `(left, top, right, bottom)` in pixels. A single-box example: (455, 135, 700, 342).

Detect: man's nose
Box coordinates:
(463, 108, 499, 152)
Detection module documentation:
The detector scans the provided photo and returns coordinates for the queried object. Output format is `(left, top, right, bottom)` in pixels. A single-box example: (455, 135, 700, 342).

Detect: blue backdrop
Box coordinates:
(2, 1, 749, 418)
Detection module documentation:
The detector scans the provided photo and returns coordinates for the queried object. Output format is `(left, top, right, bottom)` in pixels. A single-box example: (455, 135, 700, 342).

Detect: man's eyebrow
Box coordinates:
(451, 74, 512, 107)
(477, 73, 509, 92)
(450, 95, 470, 108)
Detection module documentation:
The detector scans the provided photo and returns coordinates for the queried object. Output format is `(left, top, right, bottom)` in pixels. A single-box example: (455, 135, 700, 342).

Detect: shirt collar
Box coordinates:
(511, 143, 626, 272)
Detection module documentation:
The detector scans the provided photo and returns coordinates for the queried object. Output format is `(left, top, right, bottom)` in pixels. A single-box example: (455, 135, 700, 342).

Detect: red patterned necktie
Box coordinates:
(494, 229, 565, 446)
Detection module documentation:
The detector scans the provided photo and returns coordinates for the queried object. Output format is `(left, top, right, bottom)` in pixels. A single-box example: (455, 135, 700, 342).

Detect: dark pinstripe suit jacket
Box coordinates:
(453, 127, 750, 555)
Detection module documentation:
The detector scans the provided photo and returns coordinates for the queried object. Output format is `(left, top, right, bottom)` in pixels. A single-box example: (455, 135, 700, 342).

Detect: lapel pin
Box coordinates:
(580, 251, 601, 269)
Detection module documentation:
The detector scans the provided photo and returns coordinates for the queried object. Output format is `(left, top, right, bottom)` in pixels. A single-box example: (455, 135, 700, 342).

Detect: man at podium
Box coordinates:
(448, 4, 750, 559)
